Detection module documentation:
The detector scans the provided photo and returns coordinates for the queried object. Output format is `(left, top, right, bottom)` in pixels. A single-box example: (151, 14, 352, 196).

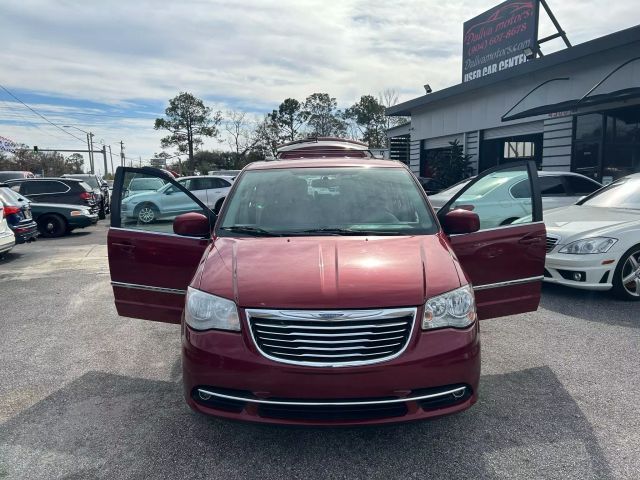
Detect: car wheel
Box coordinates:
(98, 202, 106, 219)
(214, 198, 225, 214)
(612, 245, 640, 301)
(136, 203, 158, 224)
(37, 214, 67, 238)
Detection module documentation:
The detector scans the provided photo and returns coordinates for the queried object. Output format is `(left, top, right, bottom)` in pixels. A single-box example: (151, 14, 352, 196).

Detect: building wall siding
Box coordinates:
(542, 117, 573, 171)
(409, 139, 421, 175)
(465, 131, 480, 173)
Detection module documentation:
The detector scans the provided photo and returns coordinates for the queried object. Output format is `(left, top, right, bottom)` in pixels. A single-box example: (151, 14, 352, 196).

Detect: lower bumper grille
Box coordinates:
(258, 403, 408, 421)
(246, 308, 416, 367)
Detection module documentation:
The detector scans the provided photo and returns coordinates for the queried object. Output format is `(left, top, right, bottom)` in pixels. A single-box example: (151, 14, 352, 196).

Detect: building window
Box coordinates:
(503, 141, 535, 158)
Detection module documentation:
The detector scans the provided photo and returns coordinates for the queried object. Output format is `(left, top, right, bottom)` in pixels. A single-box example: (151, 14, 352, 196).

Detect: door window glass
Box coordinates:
(538, 177, 566, 196)
(23, 181, 64, 194)
(209, 178, 230, 188)
(448, 165, 534, 229)
(565, 176, 601, 195)
(575, 114, 604, 141)
(119, 172, 208, 234)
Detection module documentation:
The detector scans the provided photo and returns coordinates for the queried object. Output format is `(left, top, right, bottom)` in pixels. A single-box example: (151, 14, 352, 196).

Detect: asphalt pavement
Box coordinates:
(0, 221, 638, 479)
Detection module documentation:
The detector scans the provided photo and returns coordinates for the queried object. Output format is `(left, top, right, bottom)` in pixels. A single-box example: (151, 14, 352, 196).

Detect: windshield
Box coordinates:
(219, 167, 437, 236)
(83, 176, 99, 188)
(580, 176, 640, 209)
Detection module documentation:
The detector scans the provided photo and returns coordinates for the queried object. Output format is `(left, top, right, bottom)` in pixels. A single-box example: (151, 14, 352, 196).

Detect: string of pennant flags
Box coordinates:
(0, 135, 19, 153)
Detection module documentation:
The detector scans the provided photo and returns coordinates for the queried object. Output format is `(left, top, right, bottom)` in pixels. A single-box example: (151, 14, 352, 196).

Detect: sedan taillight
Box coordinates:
(80, 192, 92, 201)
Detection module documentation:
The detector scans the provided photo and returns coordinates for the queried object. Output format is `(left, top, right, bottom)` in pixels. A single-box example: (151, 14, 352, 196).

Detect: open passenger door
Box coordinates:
(437, 161, 546, 320)
(108, 167, 216, 323)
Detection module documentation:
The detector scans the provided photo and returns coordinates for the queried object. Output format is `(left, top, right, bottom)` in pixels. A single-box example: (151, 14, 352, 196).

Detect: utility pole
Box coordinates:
(119, 141, 125, 167)
(88, 132, 95, 174)
(139, 156, 142, 168)
(108, 145, 114, 175)
(102, 145, 108, 176)
(84, 133, 92, 173)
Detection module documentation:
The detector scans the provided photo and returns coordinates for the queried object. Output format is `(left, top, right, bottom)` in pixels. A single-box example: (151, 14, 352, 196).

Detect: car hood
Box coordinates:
(123, 191, 159, 202)
(545, 205, 640, 241)
(196, 234, 462, 309)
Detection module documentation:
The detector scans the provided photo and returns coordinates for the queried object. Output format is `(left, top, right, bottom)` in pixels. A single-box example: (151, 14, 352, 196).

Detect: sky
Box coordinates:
(0, 0, 636, 174)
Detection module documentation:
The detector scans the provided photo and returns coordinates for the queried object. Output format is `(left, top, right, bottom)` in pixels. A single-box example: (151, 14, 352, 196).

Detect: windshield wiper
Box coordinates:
(219, 226, 282, 237)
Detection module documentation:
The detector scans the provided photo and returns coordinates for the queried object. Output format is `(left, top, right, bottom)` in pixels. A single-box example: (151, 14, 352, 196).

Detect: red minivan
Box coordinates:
(108, 139, 545, 425)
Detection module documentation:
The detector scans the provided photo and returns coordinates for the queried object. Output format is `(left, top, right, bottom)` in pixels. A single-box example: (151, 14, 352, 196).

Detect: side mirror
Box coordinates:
(173, 212, 211, 237)
(442, 209, 480, 235)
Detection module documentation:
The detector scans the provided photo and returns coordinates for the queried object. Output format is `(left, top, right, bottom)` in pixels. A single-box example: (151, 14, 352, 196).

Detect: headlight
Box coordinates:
(423, 285, 476, 330)
(185, 287, 240, 331)
(559, 237, 617, 254)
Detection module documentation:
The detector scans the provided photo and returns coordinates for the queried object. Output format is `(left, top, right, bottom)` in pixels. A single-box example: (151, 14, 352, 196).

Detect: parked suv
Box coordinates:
(0, 183, 39, 243)
(6, 178, 97, 213)
(62, 174, 110, 219)
(108, 138, 546, 425)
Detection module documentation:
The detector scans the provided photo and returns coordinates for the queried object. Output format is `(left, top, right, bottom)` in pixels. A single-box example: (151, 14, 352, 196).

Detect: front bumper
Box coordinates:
(544, 252, 616, 291)
(69, 213, 99, 229)
(182, 313, 480, 426)
(0, 231, 15, 254)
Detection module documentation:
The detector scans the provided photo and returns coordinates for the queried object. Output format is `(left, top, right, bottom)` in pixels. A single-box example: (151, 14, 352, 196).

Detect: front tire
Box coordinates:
(38, 214, 67, 238)
(612, 245, 640, 301)
(135, 203, 158, 224)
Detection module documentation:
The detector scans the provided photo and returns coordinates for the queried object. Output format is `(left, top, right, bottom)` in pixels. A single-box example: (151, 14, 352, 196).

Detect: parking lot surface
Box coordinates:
(0, 222, 639, 480)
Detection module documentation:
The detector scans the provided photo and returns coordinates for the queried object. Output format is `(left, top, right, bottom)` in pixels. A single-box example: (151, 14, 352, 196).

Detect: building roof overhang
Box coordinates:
(387, 24, 640, 117)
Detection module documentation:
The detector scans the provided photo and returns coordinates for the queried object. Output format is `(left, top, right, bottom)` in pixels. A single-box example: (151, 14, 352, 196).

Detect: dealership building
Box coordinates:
(386, 24, 640, 185)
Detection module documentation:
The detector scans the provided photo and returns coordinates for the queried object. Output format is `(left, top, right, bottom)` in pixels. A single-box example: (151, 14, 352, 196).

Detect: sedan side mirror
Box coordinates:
(173, 212, 211, 237)
(442, 209, 480, 235)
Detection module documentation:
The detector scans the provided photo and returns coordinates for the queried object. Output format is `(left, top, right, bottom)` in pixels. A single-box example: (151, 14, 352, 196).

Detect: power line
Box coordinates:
(0, 84, 86, 144)
(0, 100, 75, 143)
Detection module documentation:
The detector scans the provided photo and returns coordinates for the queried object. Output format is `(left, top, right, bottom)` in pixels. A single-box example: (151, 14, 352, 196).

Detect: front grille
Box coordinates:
(545, 235, 560, 253)
(247, 308, 416, 367)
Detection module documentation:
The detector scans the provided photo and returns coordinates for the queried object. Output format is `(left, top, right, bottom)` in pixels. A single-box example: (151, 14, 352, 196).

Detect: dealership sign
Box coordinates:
(462, 0, 539, 82)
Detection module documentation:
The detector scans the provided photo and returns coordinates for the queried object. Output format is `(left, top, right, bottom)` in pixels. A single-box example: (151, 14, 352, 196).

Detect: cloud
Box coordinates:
(0, 0, 636, 167)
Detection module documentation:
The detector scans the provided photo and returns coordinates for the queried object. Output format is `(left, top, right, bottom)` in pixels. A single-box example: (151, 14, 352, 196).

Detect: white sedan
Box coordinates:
(121, 175, 233, 224)
(429, 171, 602, 215)
(544, 173, 640, 300)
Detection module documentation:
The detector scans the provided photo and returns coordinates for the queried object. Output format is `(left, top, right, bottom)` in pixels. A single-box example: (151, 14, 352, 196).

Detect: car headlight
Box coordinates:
(185, 287, 240, 331)
(70, 210, 90, 216)
(559, 237, 617, 254)
(423, 285, 476, 330)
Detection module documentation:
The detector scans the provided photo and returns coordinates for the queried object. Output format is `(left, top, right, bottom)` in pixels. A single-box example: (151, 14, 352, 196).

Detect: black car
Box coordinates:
(62, 174, 110, 219)
(0, 184, 39, 243)
(417, 177, 447, 195)
(6, 178, 98, 213)
(31, 203, 99, 237)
